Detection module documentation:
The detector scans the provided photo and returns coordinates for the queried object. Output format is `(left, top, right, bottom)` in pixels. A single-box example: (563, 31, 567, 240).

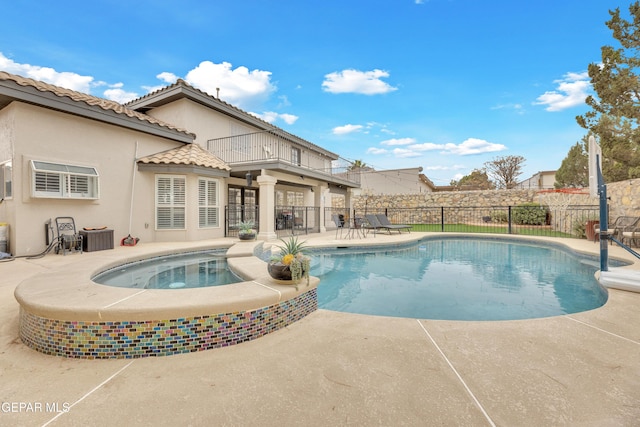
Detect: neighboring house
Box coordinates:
(0, 72, 359, 256)
(358, 167, 436, 195)
(516, 171, 556, 190)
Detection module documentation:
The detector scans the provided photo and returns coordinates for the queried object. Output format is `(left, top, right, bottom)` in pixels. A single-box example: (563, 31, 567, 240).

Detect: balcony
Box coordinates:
(207, 131, 360, 187)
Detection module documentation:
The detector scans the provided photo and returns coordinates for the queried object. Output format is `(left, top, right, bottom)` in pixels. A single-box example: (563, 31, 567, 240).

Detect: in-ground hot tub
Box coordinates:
(14, 241, 318, 359)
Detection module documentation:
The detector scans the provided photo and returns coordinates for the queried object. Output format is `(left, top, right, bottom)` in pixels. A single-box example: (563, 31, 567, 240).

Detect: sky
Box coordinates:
(0, 0, 631, 185)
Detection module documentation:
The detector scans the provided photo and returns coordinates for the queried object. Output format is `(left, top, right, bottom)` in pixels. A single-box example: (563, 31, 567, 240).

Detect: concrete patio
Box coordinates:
(1, 232, 639, 426)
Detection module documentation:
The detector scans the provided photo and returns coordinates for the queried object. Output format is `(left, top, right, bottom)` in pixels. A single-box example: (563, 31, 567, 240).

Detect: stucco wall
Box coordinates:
(2, 102, 227, 256)
(359, 168, 432, 195)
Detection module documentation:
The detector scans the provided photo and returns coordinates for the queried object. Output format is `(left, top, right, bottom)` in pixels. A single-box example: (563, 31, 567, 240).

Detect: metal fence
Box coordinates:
(225, 205, 260, 237)
(326, 205, 600, 238)
(275, 206, 320, 238)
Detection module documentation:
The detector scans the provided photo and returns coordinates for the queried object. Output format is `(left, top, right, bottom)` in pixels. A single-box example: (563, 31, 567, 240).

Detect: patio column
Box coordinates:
(346, 188, 354, 219)
(257, 173, 278, 240)
(316, 183, 328, 233)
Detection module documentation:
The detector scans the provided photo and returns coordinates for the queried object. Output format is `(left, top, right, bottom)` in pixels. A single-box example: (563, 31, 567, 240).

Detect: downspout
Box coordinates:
(128, 141, 138, 236)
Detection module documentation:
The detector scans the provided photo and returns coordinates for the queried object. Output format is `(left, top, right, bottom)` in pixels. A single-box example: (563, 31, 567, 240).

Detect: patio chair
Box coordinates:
(354, 217, 369, 238)
(376, 214, 411, 234)
(332, 214, 348, 239)
(54, 216, 83, 255)
(595, 216, 640, 244)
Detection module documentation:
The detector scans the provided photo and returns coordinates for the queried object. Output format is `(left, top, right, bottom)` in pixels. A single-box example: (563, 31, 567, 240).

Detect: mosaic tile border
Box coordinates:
(19, 289, 317, 359)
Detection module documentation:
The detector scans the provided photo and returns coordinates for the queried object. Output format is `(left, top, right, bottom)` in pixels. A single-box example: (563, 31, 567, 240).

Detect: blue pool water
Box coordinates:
(310, 238, 611, 321)
(93, 251, 242, 289)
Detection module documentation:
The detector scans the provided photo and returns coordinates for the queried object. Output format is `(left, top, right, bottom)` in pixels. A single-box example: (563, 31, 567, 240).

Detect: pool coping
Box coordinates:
(15, 233, 640, 323)
(14, 240, 318, 322)
(12, 233, 640, 359)
(14, 239, 320, 358)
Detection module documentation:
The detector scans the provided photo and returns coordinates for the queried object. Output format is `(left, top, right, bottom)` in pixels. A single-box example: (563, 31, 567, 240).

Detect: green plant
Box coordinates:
(269, 236, 310, 282)
(237, 220, 255, 235)
(572, 214, 599, 238)
(490, 211, 508, 223)
(512, 203, 548, 225)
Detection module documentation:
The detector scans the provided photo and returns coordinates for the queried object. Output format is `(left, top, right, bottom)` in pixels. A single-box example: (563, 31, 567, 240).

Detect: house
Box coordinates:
(358, 167, 435, 195)
(0, 72, 360, 256)
(516, 170, 556, 190)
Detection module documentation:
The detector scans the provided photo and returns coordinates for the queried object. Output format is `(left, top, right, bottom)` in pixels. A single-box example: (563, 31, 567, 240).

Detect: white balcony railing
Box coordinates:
(207, 131, 360, 184)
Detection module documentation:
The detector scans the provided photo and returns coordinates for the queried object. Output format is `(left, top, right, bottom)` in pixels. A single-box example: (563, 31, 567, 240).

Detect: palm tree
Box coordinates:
(348, 159, 367, 171)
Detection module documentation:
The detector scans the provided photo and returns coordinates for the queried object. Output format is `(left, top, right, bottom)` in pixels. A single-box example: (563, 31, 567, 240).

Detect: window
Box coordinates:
(286, 190, 304, 206)
(0, 161, 11, 199)
(156, 175, 185, 229)
(198, 178, 219, 228)
(291, 147, 301, 166)
(31, 160, 99, 199)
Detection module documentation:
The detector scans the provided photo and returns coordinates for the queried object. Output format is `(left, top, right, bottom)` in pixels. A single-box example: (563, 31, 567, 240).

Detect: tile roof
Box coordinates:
(137, 143, 230, 171)
(127, 79, 338, 158)
(0, 71, 193, 138)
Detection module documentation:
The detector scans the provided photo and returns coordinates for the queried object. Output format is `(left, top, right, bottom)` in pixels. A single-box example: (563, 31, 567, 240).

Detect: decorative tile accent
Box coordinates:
(19, 289, 317, 359)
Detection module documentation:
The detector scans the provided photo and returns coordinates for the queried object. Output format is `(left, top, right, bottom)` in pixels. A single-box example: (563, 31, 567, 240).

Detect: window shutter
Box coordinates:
(156, 176, 186, 229)
(198, 178, 219, 228)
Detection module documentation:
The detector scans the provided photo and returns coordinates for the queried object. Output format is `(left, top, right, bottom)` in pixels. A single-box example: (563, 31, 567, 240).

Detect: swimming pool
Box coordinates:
(310, 237, 612, 321)
(93, 250, 242, 289)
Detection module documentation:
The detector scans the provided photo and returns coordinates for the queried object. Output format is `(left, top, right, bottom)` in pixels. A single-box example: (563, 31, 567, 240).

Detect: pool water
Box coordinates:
(93, 251, 242, 289)
(310, 238, 610, 321)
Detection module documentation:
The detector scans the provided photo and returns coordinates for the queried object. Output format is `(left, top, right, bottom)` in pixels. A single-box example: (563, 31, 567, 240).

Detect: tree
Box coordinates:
(450, 169, 495, 189)
(577, 2, 640, 181)
(484, 155, 525, 189)
(554, 137, 589, 188)
(348, 159, 369, 171)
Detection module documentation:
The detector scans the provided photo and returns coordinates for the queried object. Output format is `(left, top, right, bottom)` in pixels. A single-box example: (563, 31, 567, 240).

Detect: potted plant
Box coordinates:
(237, 220, 256, 240)
(267, 236, 310, 283)
(572, 214, 599, 240)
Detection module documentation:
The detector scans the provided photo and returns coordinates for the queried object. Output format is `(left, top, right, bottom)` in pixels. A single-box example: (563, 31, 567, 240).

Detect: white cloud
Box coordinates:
(405, 142, 443, 151)
(368, 137, 506, 159)
(392, 148, 422, 158)
(103, 85, 139, 103)
(249, 111, 299, 125)
(333, 124, 364, 135)
(367, 147, 388, 155)
(157, 72, 178, 83)
(424, 165, 466, 171)
(184, 60, 276, 109)
(322, 69, 397, 95)
(380, 137, 416, 146)
(0, 52, 94, 93)
(409, 138, 505, 155)
(279, 113, 298, 125)
(440, 138, 506, 155)
(534, 71, 591, 112)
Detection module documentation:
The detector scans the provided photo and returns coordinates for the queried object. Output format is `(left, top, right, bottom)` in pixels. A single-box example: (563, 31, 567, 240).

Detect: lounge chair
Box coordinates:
(376, 214, 411, 233)
(365, 214, 388, 235)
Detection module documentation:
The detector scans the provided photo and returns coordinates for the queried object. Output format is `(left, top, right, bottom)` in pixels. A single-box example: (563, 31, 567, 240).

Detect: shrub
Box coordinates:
(572, 215, 599, 238)
(512, 203, 548, 225)
(490, 211, 508, 223)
